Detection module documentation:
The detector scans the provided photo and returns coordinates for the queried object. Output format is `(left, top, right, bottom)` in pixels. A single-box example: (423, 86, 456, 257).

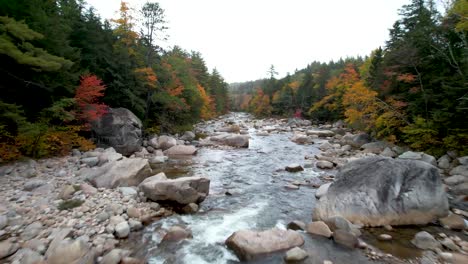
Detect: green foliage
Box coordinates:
(401, 117, 443, 156)
(58, 199, 84, 210)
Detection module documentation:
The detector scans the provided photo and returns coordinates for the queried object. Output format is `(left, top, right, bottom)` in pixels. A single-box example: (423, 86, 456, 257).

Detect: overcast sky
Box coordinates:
(86, 0, 414, 83)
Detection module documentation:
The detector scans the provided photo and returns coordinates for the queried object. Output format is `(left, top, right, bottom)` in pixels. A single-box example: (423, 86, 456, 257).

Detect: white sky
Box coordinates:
(86, 0, 413, 83)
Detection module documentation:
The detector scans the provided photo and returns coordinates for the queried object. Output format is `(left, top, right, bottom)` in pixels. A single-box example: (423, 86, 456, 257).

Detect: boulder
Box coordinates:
(163, 226, 192, 242)
(450, 165, 468, 177)
(87, 158, 152, 189)
(46, 238, 94, 264)
(380, 147, 397, 158)
(287, 220, 306, 231)
(163, 145, 197, 156)
(225, 228, 304, 261)
(361, 141, 391, 154)
(411, 231, 440, 250)
(350, 133, 371, 148)
(333, 230, 359, 248)
(458, 156, 468, 165)
(306, 129, 335, 137)
(139, 174, 210, 204)
(148, 137, 159, 149)
(284, 247, 308, 262)
(92, 107, 142, 156)
(315, 183, 331, 199)
(180, 131, 196, 141)
(313, 157, 449, 226)
(81, 157, 99, 167)
(306, 221, 332, 238)
(444, 175, 466, 185)
(291, 134, 311, 144)
(217, 125, 240, 133)
(438, 155, 451, 170)
(158, 135, 177, 151)
(114, 221, 130, 238)
(316, 161, 334, 169)
(323, 216, 361, 236)
(285, 164, 304, 172)
(0, 240, 18, 259)
(10, 248, 44, 264)
(221, 135, 249, 148)
(398, 151, 437, 166)
(101, 249, 131, 264)
(439, 214, 466, 230)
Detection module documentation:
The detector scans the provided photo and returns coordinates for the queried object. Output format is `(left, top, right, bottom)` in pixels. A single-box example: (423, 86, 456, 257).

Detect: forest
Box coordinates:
(231, 0, 467, 156)
(0, 0, 229, 161)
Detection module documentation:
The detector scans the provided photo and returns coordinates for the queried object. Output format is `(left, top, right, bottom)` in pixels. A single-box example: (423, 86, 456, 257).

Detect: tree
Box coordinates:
(140, 1, 167, 65)
(74, 74, 108, 125)
(267, 64, 278, 79)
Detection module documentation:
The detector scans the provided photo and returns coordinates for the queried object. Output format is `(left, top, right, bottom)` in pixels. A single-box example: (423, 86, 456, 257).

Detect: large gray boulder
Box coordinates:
(163, 145, 197, 156)
(225, 228, 304, 261)
(87, 158, 152, 188)
(313, 157, 449, 226)
(92, 108, 142, 156)
(139, 173, 210, 204)
(209, 134, 249, 148)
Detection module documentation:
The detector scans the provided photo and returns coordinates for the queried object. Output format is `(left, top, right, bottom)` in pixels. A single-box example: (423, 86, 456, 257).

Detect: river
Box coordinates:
(133, 112, 437, 264)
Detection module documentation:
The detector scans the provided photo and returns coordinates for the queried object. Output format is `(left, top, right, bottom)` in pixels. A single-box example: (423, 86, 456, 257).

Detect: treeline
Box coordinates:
(231, 0, 467, 156)
(0, 1, 229, 161)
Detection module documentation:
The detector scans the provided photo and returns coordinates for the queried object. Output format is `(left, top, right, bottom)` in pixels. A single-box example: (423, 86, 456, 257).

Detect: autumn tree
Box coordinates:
(74, 74, 108, 125)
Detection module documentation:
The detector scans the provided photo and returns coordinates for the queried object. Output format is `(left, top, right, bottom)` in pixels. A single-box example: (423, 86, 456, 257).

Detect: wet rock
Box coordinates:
(180, 131, 196, 141)
(148, 156, 168, 165)
(319, 141, 333, 151)
(115, 221, 130, 238)
(315, 183, 331, 199)
(314, 157, 449, 226)
(46, 238, 93, 264)
(21, 222, 43, 240)
(439, 214, 466, 230)
(0, 240, 18, 259)
(225, 228, 304, 261)
(291, 134, 311, 144)
(158, 135, 177, 151)
(333, 230, 358, 248)
(221, 135, 249, 148)
(92, 107, 142, 156)
(287, 220, 306, 231)
(140, 173, 210, 204)
(182, 203, 199, 214)
(316, 160, 334, 169)
(398, 151, 437, 166)
(217, 125, 240, 133)
(411, 231, 440, 250)
(87, 158, 152, 188)
(285, 164, 304, 172)
(378, 234, 392, 241)
(285, 184, 300, 190)
(284, 247, 308, 262)
(163, 145, 197, 155)
(163, 226, 192, 242)
(306, 221, 332, 238)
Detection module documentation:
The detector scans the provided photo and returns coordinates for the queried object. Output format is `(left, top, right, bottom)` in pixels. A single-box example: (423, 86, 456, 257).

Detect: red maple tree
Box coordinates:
(74, 74, 108, 124)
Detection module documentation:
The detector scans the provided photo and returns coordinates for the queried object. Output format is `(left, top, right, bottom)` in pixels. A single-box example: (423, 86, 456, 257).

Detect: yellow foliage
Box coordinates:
(342, 81, 378, 130)
(197, 84, 215, 120)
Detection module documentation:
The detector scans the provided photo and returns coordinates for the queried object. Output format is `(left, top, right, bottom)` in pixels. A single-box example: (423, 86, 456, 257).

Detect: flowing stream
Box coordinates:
(133, 113, 432, 264)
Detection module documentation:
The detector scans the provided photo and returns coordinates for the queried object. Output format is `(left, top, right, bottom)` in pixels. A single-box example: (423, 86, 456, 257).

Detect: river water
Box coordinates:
(135, 113, 431, 264)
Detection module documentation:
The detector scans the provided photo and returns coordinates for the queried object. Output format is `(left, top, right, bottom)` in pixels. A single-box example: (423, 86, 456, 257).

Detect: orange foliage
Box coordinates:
(343, 81, 378, 129)
(135, 67, 157, 89)
(249, 89, 272, 117)
(197, 84, 215, 120)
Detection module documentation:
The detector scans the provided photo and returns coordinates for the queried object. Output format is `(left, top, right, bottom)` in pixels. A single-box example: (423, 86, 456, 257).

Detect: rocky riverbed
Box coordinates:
(0, 112, 467, 264)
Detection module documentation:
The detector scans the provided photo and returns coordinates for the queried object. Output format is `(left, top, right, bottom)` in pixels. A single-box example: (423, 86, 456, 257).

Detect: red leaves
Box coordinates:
(74, 74, 108, 124)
